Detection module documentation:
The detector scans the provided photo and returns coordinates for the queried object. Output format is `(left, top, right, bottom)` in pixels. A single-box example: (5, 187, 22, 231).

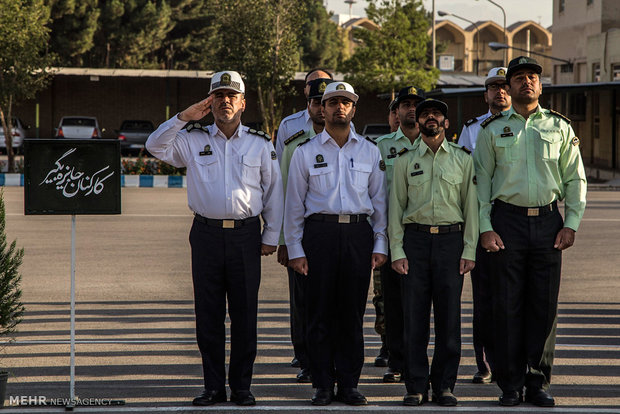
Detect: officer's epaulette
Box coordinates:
(397, 147, 409, 156)
(465, 117, 478, 127)
(365, 136, 378, 145)
(297, 137, 312, 147)
(284, 129, 305, 145)
(461, 146, 471, 155)
(185, 122, 209, 133)
(548, 109, 571, 124)
(480, 112, 503, 129)
(247, 127, 271, 140)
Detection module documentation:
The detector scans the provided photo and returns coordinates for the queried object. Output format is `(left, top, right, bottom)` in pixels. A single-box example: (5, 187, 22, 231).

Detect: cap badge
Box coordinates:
(316, 154, 324, 163)
(519, 57, 528, 64)
(408, 87, 417, 95)
(319, 82, 327, 93)
(221, 73, 231, 86)
(336, 83, 346, 90)
(497, 68, 506, 76)
(503, 126, 511, 133)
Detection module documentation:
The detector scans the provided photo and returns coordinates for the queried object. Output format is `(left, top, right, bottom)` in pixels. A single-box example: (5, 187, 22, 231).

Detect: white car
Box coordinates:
(0, 117, 28, 153)
(55, 116, 103, 139)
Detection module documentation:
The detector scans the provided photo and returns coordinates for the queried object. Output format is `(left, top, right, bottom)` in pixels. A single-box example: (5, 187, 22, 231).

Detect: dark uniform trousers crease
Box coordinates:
(302, 219, 373, 389)
(189, 218, 262, 392)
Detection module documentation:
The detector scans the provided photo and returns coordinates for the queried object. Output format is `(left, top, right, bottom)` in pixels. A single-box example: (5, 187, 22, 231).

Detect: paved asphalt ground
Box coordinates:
(0, 186, 619, 413)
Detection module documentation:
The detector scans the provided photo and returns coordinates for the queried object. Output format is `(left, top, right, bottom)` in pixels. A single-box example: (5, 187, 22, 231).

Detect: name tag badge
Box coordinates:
(314, 163, 327, 168)
(500, 132, 514, 137)
(411, 170, 423, 177)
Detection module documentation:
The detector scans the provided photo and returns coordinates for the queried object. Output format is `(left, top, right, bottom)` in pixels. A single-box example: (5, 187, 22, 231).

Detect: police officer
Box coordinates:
(458, 67, 511, 384)
(389, 99, 478, 407)
(146, 71, 284, 407)
(375, 86, 425, 384)
(277, 77, 333, 383)
(284, 81, 387, 406)
(275, 68, 334, 160)
(388, 98, 400, 132)
(473, 56, 587, 407)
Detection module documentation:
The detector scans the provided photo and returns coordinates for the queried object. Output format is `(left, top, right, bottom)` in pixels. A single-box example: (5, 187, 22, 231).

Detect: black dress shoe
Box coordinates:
(336, 387, 367, 405)
(499, 390, 522, 406)
(403, 392, 428, 406)
(472, 370, 492, 384)
(192, 389, 227, 406)
(374, 341, 389, 367)
(382, 367, 402, 383)
(525, 388, 555, 407)
(296, 368, 312, 383)
(230, 390, 256, 406)
(291, 357, 300, 368)
(311, 387, 334, 406)
(432, 389, 457, 406)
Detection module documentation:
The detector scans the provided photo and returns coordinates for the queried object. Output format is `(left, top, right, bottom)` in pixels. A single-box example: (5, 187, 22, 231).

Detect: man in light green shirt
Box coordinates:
(473, 56, 587, 408)
(388, 99, 478, 407)
(374, 86, 425, 384)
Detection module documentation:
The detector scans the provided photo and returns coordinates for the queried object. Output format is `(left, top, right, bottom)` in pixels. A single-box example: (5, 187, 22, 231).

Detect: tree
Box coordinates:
(341, 0, 439, 97)
(299, 0, 344, 70)
(0, 0, 55, 172)
(213, 0, 305, 136)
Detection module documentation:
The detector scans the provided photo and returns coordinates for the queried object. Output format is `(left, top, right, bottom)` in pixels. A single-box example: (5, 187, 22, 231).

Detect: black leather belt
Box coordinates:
(194, 214, 259, 228)
(406, 223, 463, 234)
(493, 199, 557, 217)
(307, 213, 368, 224)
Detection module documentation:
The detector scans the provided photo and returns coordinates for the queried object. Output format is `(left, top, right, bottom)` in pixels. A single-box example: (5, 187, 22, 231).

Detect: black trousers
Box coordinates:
(380, 252, 405, 372)
(287, 266, 308, 369)
(489, 203, 563, 392)
(471, 242, 494, 373)
(189, 218, 261, 392)
(401, 228, 464, 394)
(302, 219, 373, 389)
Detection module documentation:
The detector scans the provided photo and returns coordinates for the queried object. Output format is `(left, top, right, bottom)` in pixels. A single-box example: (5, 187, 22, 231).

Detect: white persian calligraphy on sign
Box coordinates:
(39, 148, 115, 198)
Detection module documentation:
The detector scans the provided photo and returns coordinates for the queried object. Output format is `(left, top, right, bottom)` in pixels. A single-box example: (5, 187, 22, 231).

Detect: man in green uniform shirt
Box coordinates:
(473, 56, 587, 407)
(389, 98, 478, 407)
(375, 86, 425, 383)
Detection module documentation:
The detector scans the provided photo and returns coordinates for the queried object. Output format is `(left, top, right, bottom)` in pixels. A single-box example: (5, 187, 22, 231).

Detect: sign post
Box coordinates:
(24, 139, 121, 408)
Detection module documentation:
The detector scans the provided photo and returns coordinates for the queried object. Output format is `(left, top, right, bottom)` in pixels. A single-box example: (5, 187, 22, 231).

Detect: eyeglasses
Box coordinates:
(487, 83, 509, 92)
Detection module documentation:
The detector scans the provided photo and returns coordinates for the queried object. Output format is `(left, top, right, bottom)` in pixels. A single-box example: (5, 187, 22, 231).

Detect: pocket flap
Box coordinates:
(242, 155, 261, 167)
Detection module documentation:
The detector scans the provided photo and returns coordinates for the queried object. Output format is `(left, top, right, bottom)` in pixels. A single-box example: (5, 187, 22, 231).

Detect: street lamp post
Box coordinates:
(477, 0, 507, 65)
(488, 42, 573, 69)
(438, 11, 480, 75)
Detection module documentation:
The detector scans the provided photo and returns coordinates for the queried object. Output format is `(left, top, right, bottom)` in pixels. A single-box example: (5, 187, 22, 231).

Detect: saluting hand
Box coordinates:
(391, 258, 408, 275)
(481, 231, 505, 252)
(554, 227, 575, 250)
(178, 96, 214, 122)
(289, 257, 309, 276)
(460, 259, 475, 275)
(261, 244, 277, 256)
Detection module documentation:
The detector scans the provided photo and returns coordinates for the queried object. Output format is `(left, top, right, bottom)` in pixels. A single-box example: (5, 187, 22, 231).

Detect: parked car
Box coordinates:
(0, 117, 29, 154)
(361, 123, 391, 141)
(116, 120, 155, 155)
(55, 116, 102, 139)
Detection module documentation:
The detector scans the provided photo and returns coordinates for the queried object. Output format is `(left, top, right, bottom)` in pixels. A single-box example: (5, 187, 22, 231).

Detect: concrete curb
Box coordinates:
(0, 174, 187, 188)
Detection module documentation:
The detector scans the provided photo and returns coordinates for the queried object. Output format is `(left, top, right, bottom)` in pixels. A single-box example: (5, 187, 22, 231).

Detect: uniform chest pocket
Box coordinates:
(193, 156, 219, 183)
(538, 133, 562, 161)
(407, 169, 431, 187)
(349, 162, 372, 190)
(441, 171, 463, 202)
(495, 135, 517, 164)
(241, 155, 262, 185)
(309, 165, 336, 192)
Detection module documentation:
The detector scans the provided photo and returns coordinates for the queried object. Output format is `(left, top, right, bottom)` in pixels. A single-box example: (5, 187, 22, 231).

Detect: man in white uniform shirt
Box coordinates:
(284, 81, 388, 406)
(146, 71, 283, 407)
(457, 67, 511, 385)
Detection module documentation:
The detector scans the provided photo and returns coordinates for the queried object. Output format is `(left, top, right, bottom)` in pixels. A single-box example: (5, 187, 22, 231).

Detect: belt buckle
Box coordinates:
(430, 226, 439, 234)
(527, 208, 539, 217)
(222, 220, 235, 229)
(338, 215, 351, 224)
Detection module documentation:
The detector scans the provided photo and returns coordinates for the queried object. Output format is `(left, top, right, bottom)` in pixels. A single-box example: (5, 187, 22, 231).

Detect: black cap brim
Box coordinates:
(506, 63, 542, 81)
(415, 99, 448, 121)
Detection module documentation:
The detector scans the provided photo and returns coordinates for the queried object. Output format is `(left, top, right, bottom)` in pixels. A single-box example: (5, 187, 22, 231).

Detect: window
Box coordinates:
(593, 62, 601, 82)
(560, 64, 573, 73)
(568, 92, 586, 121)
(559, 0, 565, 12)
(613, 64, 620, 81)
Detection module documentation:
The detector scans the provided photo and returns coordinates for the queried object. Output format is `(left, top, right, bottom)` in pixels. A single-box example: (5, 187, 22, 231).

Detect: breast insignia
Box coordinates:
(480, 112, 503, 129)
(284, 129, 305, 145)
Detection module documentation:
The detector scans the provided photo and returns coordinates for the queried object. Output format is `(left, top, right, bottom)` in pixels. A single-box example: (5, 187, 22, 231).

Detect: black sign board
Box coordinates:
(24, 139, 121, 215)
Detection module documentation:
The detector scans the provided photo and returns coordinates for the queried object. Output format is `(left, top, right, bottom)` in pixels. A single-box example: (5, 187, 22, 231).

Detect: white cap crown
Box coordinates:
(209, 71, 245, 94)
(485, 67, 507, 86)
(321, 81, 359, 103)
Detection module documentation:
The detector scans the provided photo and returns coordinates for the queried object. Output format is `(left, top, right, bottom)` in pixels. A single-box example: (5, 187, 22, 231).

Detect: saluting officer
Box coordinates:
(458, 67, 511, 384)
(146, 71, 284, 407)
(473, 56, 587, 407)
(389, 99, 478, 407)
(374, 85, 426, 384)
(277, 77, 333, 384)
(284, 81, 388, 406)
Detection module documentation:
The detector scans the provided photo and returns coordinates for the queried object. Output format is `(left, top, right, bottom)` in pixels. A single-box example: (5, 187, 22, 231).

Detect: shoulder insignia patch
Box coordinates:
(297, 137, 312, 147)
(549, 109, 571, 124)
(480, 112, 503, 129)
(461, 146, 471, 155)
(379, 160, 386, 171)
(284, 129, 305, 145)
(397, 147, 409, 156)
(572, 136, 580, 146)
(365, 136, 377, 145)
(465, 117, 478, 127)
(247, 127, 271, 140)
